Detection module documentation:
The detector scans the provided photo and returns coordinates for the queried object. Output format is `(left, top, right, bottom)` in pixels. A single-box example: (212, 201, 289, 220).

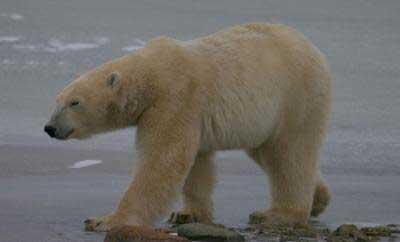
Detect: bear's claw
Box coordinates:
(168, 212, 198, 225)
(84, 216, 115, 232)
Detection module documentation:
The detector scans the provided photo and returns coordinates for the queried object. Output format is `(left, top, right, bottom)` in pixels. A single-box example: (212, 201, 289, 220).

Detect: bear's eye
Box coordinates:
(70, 100, 80, 107)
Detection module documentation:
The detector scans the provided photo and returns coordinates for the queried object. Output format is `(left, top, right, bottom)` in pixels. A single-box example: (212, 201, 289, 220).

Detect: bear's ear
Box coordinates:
(106, 72, 121, 88)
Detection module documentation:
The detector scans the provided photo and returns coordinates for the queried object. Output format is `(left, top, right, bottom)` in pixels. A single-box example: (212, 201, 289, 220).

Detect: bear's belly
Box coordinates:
(199, 93, 280, 151)
(200, 124, 270, 151)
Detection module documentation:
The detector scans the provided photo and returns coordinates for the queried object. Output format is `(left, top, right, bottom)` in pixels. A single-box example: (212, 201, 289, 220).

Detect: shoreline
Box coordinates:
(0, 144, 399, 241)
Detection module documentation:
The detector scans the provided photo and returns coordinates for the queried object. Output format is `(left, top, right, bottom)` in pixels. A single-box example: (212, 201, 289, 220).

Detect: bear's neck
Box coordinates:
(110, 51, 159, 127)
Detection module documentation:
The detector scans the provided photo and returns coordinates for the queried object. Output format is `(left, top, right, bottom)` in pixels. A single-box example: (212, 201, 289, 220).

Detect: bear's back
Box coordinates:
(180, 23, 331, 151)
(186, 23, 307, 56)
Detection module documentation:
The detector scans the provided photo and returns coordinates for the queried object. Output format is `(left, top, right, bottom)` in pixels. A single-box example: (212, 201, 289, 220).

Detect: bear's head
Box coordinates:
(44, 64, 142, 140)
(44, 38, 182, 140)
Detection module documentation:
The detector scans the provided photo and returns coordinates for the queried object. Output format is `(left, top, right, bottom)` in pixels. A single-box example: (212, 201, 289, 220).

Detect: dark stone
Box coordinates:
(334, 224, 359, 237)
(327, 224, 375, 242)
(104, 225, 190, 242)
(386, 224, 400, 233)
(360, 226, 391, 237)
(177, 223, 244, 242)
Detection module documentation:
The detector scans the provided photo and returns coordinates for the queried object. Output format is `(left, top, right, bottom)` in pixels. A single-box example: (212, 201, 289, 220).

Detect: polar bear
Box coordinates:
(44, 23, 331, 231)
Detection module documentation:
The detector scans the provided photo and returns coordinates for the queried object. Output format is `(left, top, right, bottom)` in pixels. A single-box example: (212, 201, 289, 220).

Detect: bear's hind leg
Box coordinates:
(169, 151, 216, 224)
(247, 131, 322, 226)
(311, 173, 330, 217)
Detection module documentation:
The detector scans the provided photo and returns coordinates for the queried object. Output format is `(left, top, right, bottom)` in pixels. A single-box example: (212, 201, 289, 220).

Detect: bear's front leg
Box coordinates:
(169, 151, 216, 225)
(84, 106, 201, 231)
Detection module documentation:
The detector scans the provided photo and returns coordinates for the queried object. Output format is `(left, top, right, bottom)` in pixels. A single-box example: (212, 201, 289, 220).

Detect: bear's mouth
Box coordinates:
(56, 128, 74, 140)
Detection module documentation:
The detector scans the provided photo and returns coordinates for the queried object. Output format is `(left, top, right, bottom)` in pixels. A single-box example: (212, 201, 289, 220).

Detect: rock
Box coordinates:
(360, 226, 391, 237)
(177, 223, 244, 242)
(104, 225, 190, 242)
(334, 224, 359, 237)
(262, 223, 321, 241)
(327, 224, 374, 242)
(244, 223, 395, 242)
(386, 224, 400, 233)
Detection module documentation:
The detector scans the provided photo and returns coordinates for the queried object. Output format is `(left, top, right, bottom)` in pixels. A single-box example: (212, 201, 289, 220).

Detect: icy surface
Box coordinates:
(69, 160, 102, 169)
(0, 13, 23, 20)
(122, 39, 146, 52)
(0, 36, 20, 43)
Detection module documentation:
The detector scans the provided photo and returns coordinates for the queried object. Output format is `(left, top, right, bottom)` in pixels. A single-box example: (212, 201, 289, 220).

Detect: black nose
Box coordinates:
(44, 125, 57, 137)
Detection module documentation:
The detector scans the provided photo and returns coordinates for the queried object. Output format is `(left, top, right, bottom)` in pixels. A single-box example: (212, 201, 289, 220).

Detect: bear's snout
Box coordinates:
(44, 125, 57, 138)
(44, 121, 74, 140)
